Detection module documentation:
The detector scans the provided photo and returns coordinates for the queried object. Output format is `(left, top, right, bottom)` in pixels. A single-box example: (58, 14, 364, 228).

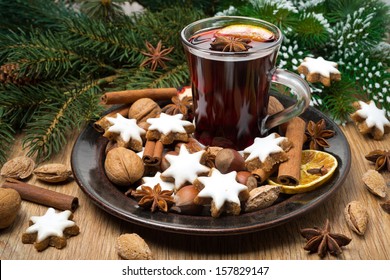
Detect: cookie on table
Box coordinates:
(103, 113, 145, 152)
(297, 57, 341, 86)
(160, 145, 209, 191)
(22, 208, 80, 252)
(350, 100, 390, 140)
(146, 113, 195, 145)
(193, 168, 249, 218)
(243, 133, 292, 172)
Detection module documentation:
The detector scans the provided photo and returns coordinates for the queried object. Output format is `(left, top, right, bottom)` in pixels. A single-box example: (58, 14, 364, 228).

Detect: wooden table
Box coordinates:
(1, 123, 389, 260)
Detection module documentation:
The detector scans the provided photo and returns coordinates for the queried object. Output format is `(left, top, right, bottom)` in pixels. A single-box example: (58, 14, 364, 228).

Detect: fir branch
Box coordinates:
(315, 79, 358, 123)
(292, 12, 330, 48)
(132, 7, 205, 53)
(76, 0, 126, 21)
(0, 29, 102, 81)
(0, 107, 15, 164)
(61, 14, 146, 66)
(0, 83, 51, 128)
(136, 0, 246, 16)
(0, 0, 73, 33)
(123, 64, 190, 90)
(22, 80, 102, 162)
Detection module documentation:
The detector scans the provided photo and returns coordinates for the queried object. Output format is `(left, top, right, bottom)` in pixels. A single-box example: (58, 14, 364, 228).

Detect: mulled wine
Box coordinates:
(181, 17, 311, 150)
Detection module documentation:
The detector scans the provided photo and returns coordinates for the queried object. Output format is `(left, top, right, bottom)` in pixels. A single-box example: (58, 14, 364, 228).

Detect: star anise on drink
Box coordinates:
(140, 40, 174, 71)
(210, 36, 252, 52)
(161, 95, 193, 118)
(365, 149, 390, 172)
(305, 119, 335, 150)
(130, 184, 174, 213)
(300, 219, 352, 258)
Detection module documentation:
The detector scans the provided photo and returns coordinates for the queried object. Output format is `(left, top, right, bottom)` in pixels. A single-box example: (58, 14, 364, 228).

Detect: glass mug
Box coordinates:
(180, 16, 311, 150)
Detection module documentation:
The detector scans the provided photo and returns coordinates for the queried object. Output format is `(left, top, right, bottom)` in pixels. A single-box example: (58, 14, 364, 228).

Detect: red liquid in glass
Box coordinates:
(186, 27, 278, 150)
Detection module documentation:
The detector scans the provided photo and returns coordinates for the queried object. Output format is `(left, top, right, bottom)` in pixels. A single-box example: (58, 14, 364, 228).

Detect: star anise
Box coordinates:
(305, 119, 335, 150)
(210, 36, 252, 52)
(140, 40, 174, 72)
(365, 149, 390, 172)
(161, 95, 193, 118)
(130, 184, 174, 213)
(300, 219, 352, 258)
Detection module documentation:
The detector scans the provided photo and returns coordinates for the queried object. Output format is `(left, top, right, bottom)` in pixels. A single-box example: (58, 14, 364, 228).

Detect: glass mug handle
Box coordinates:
(261, 68, 312, 134)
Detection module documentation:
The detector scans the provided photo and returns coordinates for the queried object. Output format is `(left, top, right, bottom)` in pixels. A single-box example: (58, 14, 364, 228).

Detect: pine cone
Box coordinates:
(0, 63, 32, 85)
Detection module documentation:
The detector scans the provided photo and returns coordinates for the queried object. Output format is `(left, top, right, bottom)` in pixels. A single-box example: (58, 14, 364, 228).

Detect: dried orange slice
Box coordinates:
(268, 150, 338, 194)
(215, 24, 276, 42)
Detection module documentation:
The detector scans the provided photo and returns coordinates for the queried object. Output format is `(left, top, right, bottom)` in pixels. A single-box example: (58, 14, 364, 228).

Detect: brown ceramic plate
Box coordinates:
(71, 92, 351, 236)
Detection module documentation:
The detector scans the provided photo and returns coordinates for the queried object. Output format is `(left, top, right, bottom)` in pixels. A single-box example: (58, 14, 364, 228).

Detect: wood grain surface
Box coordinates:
(1, 124, 389, 260)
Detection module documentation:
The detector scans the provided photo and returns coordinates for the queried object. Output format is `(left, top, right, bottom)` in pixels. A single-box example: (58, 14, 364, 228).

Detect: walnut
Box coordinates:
(0, 188, 22, 229)
(104, 147, 144, 186)
(128, 98, 161, 123)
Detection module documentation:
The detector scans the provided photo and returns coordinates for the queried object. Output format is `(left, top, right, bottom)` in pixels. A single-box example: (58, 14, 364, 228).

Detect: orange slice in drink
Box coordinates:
(268, 150, 338, 194)
(215, 24, 276, 42)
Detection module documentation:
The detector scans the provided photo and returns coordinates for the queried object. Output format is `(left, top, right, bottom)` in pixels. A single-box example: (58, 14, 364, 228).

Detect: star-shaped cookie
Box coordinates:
(137, 171, 175, 192)
(146, 113, 195, 144)
(350, 100, 390, 140)
(160, 145, 209, 191)
(243, 133, 292, 172)
(298, 57, 341, 86)
(194, 168, 249, 218)
(22, 208, 80, 251)
(104, 113, 145, 151)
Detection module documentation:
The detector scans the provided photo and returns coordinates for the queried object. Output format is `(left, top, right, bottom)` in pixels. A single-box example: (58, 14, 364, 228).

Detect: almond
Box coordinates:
(362, 169, 387, 198)
(344, 201, 368, 235)
(0, 156, 35, 179)
(33, 163, 73, 183)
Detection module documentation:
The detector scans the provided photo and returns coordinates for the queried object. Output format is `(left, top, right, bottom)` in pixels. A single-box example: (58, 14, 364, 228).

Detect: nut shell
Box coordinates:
(115, 233, 153, 260)
(244, 185, 281, 212)
(0, 188, 22, 229)
(1, 156, 35, 179)
(128, 98, 161, 123)
(33, 163, 73, 183)
(362, 169, 387, 198)
(344, 200, 368, 235)
(104, 147, 144, 186)
(215, 148, 245, 174)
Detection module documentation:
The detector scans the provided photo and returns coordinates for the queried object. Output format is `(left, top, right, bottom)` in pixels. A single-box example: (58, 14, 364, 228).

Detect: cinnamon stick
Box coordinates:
(277, 117, 306, 185)
(142, 140, 164, 166)
(251, 167, 276, 185)
(93, 104, 130, 133)
(2, 178, 79, 212)
(101, 88, 177, 105)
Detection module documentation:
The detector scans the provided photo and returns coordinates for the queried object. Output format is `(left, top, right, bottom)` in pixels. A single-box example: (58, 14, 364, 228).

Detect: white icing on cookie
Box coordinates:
(161, 145, 210, 190)
(356, 100, 390, 133)
(300, 57, 340, 77)
(138, 171, 175, 192)
(243, 133, 287, 162)
(25, 208, 75, 243)
(146, 113, 193, 134)
(196, 168, 247, 211)
(106, 113, 145, 143)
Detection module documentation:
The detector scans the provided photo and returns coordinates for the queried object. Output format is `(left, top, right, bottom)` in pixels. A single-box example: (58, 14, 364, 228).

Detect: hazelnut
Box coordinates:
(160, 150, 178, 172)
(172, 185, 203, 215)
(236, 171, 258, 192)
(128, 98, 161, 123)
(104, 147, 144, 186)
(0, 188, 22, 229)
(116, 233, 153, 260)
(215, 148, 246, 174)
